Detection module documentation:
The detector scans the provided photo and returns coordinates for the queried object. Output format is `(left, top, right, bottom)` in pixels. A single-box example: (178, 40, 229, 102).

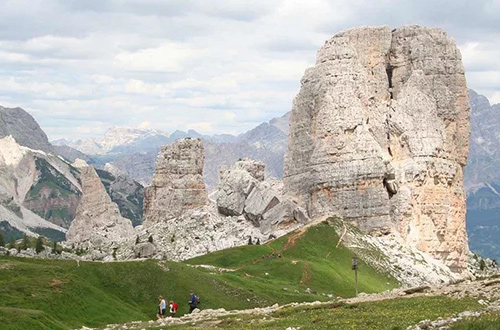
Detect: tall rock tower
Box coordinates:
(143, 138, 207, 226)
(283, 26, 470, 272)
(66, 159, 134, 247)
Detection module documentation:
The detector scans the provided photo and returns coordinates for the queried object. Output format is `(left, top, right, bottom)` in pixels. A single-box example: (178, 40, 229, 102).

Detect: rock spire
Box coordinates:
(66, 159, 134, 247)
(283, 26, 470, 272)
(143, 138, 207, 225)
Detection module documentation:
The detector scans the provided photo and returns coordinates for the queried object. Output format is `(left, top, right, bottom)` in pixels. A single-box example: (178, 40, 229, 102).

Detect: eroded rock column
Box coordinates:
(283, 26, 470, 272)
(143, 138, 207, 225)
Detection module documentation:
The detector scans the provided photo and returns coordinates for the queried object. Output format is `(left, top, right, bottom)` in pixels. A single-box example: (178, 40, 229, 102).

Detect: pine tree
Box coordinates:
(35, 236, 44, 254)
(0, 231, 5, 247)
(148, 235, 153, 243)
(52, 241, 57, 254)
(248, 237, 253, 245)
(8, 236, 15, 249)
(20, 234, 30, 250)
(256, 238, 261, 245)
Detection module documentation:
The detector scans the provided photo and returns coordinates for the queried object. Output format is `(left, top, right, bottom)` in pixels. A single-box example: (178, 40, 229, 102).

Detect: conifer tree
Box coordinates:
(35, 236, 44, 254)
(20, 234, 30, 250)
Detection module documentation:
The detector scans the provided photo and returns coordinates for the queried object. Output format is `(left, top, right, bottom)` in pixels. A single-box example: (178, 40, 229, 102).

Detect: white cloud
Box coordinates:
(138, 121, 152, 129)
(114, 43, 201, 73)
(490, 92, 500, 105)
(0, 0, 497, 140)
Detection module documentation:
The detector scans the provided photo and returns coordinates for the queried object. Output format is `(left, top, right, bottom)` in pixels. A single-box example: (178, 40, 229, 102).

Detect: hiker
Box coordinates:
(157, 295, 167, 319)
(169, 300, 178, 317)
(188, 290, 199, 313)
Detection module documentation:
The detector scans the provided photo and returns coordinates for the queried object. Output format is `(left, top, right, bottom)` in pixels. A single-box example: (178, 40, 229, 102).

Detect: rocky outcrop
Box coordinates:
(96, 169, 144, 227)
(217, 159, 265, 216)
(66, 160, 134, 248)
(284, 26, 470, 272)
(218, 159, 309, 234)
(143, 138, 207, 225)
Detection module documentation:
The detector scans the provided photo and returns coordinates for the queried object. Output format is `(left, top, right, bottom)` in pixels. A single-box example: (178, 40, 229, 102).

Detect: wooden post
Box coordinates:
(352, 256, 358, 297)
(355, 266, 358, 297)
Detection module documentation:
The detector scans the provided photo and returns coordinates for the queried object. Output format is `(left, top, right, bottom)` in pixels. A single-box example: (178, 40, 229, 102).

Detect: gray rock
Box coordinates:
(66, 160, 134, 248)
(133, 242, 156, 258)
(96, 169, 144, 227)
(0, 106, 54, 153)
(284, 25, 470, 272)
(143, 138, 207, 225)
(244, 180, 281, 225)
(216, 159, 263, 216)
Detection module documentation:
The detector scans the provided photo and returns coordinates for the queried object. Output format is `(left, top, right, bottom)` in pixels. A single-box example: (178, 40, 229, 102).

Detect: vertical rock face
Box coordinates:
(66, 160, 134, 247)
(284, 26, 470, 272)
(143, 138, 207, 225)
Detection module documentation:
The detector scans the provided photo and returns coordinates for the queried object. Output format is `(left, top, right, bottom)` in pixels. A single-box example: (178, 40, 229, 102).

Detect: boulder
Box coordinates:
(133, 242, 157, 258)
(216, 159, 264, 216)
(244, 179, 282, 225)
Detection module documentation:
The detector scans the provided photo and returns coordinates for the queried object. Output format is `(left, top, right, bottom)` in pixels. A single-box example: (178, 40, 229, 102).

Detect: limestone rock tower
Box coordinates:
(283, 26, 470, 272)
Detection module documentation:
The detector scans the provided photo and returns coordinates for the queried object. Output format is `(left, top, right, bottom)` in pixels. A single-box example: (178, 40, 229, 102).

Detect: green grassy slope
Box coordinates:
(0, 257, 269, 330)
(187, 221, 398, 298)
(0, 221, 398, 330)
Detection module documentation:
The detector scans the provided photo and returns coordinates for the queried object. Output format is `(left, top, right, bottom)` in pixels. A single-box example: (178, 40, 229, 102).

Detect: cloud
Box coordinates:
(114, 43, 204, 73)
(0, 0, 498, 140)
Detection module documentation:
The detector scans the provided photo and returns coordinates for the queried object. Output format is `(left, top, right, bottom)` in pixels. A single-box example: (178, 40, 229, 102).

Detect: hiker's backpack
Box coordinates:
(195, 294, 200, 305)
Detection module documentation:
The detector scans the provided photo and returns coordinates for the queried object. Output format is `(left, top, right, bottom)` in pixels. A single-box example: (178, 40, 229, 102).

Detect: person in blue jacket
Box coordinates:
(188, 290, 198, 313)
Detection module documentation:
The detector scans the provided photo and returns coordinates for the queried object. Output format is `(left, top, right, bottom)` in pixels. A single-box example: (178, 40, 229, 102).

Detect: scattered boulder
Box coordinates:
(216, 159, 262, 216)
(133, 242, 156, 258)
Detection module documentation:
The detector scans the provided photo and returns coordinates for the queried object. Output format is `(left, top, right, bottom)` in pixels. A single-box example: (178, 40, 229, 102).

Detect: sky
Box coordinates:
(0, 0, 499, 140)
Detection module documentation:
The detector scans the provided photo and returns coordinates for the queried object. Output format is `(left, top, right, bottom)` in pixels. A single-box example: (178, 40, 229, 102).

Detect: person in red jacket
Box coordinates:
(169, 300, 178, 317)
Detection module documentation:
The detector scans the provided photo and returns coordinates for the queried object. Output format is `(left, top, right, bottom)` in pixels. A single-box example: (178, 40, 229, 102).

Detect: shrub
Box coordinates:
(479, 259, 486, 271)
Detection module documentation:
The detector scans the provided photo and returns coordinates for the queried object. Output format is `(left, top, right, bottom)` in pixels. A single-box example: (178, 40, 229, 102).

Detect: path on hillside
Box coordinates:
(228, 216, 332, 272)
(72, 277, 500, 330)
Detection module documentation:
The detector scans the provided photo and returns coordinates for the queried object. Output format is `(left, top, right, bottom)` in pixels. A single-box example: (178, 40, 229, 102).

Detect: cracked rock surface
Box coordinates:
(284, 25, 470, 272)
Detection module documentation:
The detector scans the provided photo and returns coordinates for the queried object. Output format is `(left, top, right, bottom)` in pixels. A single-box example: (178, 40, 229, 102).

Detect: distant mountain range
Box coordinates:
(0, 107, 144, 240)
(465, 90, 500, 261)
(54, 112, 290, 190)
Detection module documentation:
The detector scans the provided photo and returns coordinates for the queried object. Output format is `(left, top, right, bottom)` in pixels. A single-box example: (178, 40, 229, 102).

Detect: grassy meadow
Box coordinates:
(0, 221, 397, 330)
